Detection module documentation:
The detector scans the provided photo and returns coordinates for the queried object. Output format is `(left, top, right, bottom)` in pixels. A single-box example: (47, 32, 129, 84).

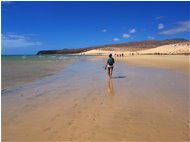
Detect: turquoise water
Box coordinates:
(1, 54, 96, 61)
(1, 55, 83, 89)
(1, 54, 102, 89)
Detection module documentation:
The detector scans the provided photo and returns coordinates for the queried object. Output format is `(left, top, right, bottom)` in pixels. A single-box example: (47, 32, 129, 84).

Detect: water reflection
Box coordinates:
(107, 79, 115, 96)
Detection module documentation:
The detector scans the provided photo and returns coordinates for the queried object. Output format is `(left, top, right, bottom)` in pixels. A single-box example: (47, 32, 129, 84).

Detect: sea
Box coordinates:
(1, 54, 98, 89)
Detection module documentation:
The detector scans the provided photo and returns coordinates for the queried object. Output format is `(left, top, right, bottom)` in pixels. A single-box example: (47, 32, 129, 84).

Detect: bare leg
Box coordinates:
(110, 67, 113, 78)
(108, 67, 113, 78)
(107, 68, 110, 76)
(108, 68, 111, 78)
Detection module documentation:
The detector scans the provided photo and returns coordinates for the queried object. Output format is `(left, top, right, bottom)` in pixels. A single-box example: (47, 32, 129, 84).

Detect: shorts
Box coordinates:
(107, 64, 114, 68)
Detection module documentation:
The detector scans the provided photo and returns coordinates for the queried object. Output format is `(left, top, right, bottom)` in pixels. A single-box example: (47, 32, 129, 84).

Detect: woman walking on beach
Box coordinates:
(105, 54, 115, 78)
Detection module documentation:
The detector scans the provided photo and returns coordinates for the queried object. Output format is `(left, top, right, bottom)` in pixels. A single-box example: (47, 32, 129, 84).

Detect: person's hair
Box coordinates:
(109, 54, 112, 58)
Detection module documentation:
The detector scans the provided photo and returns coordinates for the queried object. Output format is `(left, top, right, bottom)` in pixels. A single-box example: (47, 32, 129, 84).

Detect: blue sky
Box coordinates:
(1, 1, 190, 55)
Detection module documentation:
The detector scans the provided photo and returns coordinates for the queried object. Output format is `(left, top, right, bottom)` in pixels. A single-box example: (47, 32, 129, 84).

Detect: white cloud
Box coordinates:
(160, 21, 190, 35)
(129, 28, 136, 34)
(158, 24, 164, 30)
(148, 36, 155, 39)
(123, 33, 131, 38)
(112, 38, 120, 42)
(2, 33, 43, 48)
(101, 29, 107, 33)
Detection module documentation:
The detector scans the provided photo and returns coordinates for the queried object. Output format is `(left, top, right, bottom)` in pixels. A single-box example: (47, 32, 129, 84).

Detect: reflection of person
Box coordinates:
(105, 54, 115, 78)
(108, 78, 115, 96)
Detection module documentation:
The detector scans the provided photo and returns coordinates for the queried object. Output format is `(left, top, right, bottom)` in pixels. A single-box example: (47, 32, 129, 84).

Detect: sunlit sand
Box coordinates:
(2, 56, 189, 141)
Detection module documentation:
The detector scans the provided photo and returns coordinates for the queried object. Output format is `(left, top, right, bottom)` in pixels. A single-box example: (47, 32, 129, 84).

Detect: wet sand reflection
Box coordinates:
(107, 79, 115, 96)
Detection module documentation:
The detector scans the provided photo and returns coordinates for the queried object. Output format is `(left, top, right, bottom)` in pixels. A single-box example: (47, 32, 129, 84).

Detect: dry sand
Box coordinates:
(2, 56, 189, 141)
(138, 42, 190, 55)
(117, 55, 190, 75)
(82, 49, 128, 56)
(82, 42, 190, 56)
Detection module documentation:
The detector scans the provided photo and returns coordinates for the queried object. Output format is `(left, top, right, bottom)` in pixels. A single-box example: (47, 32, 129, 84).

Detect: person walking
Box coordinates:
(105, 54, 115, 78)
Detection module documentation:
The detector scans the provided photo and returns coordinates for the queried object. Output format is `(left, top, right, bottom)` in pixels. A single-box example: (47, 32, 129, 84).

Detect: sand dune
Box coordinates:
(82, 42, 190, 55)
(81, 49, 128, 56)
(138, 42, 190, 55)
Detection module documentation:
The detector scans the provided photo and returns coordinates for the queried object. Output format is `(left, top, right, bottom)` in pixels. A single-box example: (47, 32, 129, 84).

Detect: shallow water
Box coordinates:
(1, 55, 94, 89)
(2, 56, 189, 141)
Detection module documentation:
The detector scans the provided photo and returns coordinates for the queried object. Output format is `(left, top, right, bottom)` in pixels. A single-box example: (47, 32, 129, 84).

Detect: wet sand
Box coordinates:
(1, 56, 73, 89)
(2, 56, 189, 141)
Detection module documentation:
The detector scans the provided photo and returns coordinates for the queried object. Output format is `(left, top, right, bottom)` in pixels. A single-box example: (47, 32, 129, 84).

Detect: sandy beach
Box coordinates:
(2, 55, 189, 141)
(116, 55, 190, 75)
(2, 1, 190, 141)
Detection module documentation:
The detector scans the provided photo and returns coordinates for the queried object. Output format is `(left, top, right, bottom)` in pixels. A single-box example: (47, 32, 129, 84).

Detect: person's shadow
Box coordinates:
(112, 76, 126, 79)
(108, 79, 115, 96)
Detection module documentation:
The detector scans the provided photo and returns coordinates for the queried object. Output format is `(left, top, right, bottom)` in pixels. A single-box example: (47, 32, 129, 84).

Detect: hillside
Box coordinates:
(96, 38, 189, 52)
(37, 38, 189, 55)
(138, 42, 190, 55)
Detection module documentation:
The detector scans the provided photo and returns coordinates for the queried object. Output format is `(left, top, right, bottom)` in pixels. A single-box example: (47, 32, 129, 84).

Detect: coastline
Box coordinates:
(2, 2, 189, 141)
(2, 56, 189, 141)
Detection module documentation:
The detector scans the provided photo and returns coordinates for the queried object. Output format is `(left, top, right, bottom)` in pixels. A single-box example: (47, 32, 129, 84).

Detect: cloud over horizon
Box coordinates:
(129, 28, 136, 34)
(2, 33, 43, 48)
(112, 38, 120, 42)
(148, 36, 155, 39)
(158, 24, 164, 30)
(121, 28, 136, 40)
(160, 21, 190, 35)
(123, 33, 131, 38)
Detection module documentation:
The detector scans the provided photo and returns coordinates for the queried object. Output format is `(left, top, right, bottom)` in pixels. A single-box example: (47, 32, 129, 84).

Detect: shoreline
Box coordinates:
(1, 56, 74, 90)
(2, 55, 189, 90)
(2, 56, 189, 141)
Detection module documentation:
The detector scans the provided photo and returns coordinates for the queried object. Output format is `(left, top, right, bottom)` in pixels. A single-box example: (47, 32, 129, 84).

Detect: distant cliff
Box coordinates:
(37, 48, 91, 55)
(37, 38, 189, 55)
